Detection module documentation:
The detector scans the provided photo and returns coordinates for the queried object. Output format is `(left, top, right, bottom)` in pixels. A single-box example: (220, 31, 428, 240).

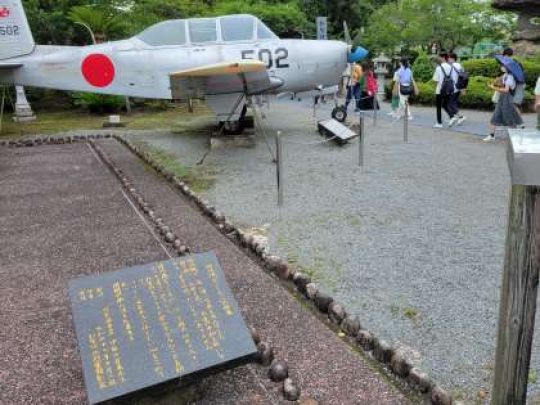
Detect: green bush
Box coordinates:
(462, 58, 500, 78)
(462, 57, 540, 89)
(412, 51, 435, 82)
(72, 92, 125, 114)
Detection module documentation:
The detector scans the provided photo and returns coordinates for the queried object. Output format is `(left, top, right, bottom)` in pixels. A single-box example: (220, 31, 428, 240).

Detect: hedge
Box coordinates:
(462, 57, 540, 89)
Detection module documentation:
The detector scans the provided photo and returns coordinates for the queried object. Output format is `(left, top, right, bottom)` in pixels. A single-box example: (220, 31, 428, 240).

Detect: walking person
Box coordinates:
(447, 52, 466, 126)
(345, 62, 363, 112)
(484, 56, 523, 142)
(432, 52, 462, 128)
(502, 48, 526, 114)
(394, 58, 414, 120)
(357, 62, 379, 111)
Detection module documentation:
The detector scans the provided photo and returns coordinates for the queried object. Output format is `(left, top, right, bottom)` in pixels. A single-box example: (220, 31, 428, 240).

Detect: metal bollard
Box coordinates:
(403, 101, 409, 143)
(0, 86, 5, 134)
(276, 131, 284, 206)
(373, 95, 378, 127)
(358, 112, 364, 166)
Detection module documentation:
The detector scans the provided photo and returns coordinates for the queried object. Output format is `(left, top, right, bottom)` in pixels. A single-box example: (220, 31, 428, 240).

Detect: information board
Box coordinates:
(69, 252, 256, 404)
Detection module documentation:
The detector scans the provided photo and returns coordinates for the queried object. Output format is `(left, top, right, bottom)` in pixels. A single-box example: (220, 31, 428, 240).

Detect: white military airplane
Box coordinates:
(0, 0, 367, 134)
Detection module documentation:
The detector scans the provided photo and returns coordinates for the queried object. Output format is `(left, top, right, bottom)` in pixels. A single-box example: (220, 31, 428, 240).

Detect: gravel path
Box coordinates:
(130, 99, 540, 402)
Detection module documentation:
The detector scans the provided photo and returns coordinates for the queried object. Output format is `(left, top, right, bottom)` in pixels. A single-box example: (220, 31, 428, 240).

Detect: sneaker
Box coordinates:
(433, 123, 443, 129)
(448, 117, 459, 127)
(483, 134, 495, 142)
(457, 116, 466, 126)
(407, 115, 413, 121)
(387, 111, 395, 116)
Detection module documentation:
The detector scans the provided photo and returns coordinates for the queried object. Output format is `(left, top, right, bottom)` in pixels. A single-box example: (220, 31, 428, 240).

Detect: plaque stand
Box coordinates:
(12, 86, 36, 123)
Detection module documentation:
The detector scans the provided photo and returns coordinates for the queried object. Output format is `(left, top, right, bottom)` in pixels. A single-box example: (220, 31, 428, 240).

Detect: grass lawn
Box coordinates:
(0, 103, 214, 138)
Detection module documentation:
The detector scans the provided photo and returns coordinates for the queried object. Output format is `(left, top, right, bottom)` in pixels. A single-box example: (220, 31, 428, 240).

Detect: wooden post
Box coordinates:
(492, 129, 540, 405)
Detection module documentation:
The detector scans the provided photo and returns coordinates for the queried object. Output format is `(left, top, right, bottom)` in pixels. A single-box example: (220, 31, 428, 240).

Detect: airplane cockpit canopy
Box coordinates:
(136, 14, 278, 47)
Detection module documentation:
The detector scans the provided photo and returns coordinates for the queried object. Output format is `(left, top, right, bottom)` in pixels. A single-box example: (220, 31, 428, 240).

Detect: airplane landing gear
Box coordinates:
(220, 104, 248, 135)
(331, 106, 347, 123)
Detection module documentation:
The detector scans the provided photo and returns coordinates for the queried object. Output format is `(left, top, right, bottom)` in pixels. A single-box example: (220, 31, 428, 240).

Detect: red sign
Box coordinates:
(0, 7, 10, 18)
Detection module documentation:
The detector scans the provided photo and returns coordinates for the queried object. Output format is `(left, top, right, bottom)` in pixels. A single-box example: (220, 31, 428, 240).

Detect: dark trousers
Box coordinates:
(345, 84, 360, 109)
(436, 93, 459, 123)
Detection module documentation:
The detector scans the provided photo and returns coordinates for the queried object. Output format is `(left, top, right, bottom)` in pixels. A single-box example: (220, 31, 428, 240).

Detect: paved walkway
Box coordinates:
(345, 100, 537, 138)
(0, 141, 410, 404)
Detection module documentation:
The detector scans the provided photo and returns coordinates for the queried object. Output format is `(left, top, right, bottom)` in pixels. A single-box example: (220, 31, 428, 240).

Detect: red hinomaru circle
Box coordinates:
(81, 54, 115, 88)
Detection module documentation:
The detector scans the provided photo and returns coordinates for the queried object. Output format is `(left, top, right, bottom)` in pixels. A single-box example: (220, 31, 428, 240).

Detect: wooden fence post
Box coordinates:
(492, 129, 540, 404)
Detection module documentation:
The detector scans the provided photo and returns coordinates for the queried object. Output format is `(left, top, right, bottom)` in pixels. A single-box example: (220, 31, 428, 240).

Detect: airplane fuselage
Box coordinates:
(0, 38, 348, 99)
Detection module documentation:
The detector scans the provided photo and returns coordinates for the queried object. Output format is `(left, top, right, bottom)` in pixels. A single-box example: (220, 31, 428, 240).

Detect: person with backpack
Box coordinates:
(358, 62, 379, 111)
(503, 48, 526, 112)
(484, 57, 523, 142)
(432, 52, 465, 128)
(393, 58, 414, 120)
(447, 52, 467, 126)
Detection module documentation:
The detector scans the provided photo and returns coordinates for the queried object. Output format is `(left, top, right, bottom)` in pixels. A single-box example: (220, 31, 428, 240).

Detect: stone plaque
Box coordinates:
(69, 252, 257, 404)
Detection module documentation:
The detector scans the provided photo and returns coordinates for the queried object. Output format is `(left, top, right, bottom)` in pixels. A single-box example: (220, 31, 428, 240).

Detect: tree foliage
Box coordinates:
(362, 0, 515, 53)
(22, 0, 515, 52)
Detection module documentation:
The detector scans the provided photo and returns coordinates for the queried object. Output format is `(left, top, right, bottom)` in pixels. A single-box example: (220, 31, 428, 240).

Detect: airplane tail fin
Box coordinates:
(0, 0, 35, 60)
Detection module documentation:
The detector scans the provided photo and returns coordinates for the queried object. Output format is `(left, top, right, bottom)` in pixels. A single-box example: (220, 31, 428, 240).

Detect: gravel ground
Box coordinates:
(129, 98, 540, 402)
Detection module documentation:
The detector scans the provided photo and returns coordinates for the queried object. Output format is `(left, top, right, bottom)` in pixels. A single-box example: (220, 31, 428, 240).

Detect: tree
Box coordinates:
(68, 5, 126, 42)
(362, 0, 515, 54)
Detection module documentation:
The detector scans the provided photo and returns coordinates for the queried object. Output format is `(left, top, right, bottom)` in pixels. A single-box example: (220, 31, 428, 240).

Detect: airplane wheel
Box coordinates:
(332, 106, 347, 123)
(222, 120, 245, 135)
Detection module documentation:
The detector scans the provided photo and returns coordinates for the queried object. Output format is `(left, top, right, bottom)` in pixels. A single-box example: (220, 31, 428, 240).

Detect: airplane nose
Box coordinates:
(348, 46, 368, 63)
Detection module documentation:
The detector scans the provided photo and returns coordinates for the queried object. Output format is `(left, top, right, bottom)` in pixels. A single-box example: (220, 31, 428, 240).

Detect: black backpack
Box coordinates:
(440, 65, 455, 96)
(454, 64, 469, 90)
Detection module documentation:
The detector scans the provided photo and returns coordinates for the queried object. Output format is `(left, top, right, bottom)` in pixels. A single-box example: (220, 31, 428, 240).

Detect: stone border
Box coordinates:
(1, 134, 452, 404)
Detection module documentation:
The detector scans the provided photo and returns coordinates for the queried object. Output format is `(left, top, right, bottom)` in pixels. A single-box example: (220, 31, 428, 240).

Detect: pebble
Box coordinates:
(373, 338, 394, 364)
(283, 378, 300, 401)
(256, 342, 274, 366)
(390, 351, 412, 377)
(408, 367, 433, 393)
(356, 329, 374, 351)
(249, 327, 261, 345)
(431, 386, 452, 405)
(305, 283, 318, 300)
(313, 292, 333, 313)
(164, 232, 175, 243)
(328, 301, 347, 324)
(292, 272, 311, 294)
(268, 359, 288, 382)
(341, 315, 361, 337)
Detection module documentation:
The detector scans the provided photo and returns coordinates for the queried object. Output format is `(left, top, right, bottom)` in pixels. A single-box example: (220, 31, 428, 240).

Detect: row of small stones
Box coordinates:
(112, 134, 453, 405)
(1, 134, 451, 404)
(0, 133, 113, 147)
(88, 138, 301, 402)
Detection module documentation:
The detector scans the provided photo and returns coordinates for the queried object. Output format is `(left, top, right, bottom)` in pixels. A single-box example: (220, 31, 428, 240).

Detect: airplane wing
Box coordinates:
(169, 60, 283, 100)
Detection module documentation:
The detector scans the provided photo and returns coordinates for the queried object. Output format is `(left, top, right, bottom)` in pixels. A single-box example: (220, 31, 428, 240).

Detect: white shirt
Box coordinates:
(502, 73, 516, 91)
(535, 77, 540, 96)
(432, 62, 462, 94)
